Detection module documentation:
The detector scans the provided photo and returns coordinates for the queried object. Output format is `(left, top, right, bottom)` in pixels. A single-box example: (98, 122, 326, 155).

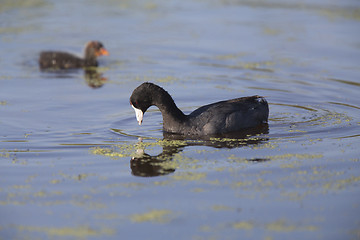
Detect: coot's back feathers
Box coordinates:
(188, 96, 268, 134)
(130, 82, 269, 136)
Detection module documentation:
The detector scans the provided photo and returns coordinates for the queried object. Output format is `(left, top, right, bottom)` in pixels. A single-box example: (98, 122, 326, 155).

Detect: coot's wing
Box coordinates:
(189, 96, 266, 118)
(188, 96, 268, 134)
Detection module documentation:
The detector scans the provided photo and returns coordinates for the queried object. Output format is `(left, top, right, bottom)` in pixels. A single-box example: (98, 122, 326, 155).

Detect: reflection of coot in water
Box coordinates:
(130, 82, 269, 136)
(84, 69, 107, 89)
(39, 41, 109, 69)
(163, 123, 269, 148)
(131, 145, 180, 177)
(130, 124, 269, 177)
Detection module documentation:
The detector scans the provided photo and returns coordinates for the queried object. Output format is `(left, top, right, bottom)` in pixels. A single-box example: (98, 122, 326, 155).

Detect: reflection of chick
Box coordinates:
(84, 69, 107, 89)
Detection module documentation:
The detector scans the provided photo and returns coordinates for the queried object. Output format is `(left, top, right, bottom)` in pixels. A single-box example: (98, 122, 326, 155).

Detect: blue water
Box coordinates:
(1, 0, 360, 239)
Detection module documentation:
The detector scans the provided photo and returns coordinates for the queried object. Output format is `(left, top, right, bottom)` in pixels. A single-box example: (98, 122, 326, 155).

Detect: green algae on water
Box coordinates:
(232, 221, 254, 230)
(171, 172, 207, 181)
(130, 209, 173, 223)
(266, 219, 317, 232)
(17, 225, 115, 238)
(90, 139, 187, 159)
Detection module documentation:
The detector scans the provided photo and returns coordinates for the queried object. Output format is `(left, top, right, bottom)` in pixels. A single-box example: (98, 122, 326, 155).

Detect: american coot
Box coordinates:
(130, 82, 269, 136)
(39, 41, 109, 69)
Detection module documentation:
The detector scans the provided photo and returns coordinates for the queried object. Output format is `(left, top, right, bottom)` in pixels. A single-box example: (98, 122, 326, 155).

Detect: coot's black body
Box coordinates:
(39, 41, 108, 69)
(130, 82, 269, 136)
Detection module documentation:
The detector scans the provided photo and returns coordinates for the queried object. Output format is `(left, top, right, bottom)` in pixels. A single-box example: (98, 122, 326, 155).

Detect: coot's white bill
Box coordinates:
(131, 104, 143, 125)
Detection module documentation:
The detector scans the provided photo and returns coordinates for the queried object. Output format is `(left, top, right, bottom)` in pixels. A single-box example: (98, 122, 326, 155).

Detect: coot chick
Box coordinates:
(130, 82, 269, 136)
(39, 41, 109, 69)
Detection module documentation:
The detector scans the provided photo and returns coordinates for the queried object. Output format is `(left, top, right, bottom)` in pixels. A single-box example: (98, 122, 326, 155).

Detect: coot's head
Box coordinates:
(130, 82, 155, 125)
(84, 41, 109, 59)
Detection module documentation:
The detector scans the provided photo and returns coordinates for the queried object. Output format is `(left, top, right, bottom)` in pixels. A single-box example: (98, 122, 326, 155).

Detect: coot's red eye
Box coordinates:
(130, 100, 139, 108)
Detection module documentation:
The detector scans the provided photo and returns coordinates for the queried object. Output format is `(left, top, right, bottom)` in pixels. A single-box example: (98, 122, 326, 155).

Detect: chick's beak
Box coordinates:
(98, 48, 109, 56)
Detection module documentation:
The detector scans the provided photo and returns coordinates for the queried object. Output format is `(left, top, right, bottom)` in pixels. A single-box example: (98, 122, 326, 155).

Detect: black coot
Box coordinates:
(39, 41, 109, 69)
(130, 82, 269, 136)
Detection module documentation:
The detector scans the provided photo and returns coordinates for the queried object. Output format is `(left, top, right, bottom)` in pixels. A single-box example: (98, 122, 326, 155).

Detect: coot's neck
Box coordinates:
(152, 86, 186, 131)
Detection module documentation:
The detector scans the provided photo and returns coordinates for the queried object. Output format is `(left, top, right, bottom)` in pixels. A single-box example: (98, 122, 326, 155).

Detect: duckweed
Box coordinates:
(130, 209, 173, 223)
(90, 139, 188, 159)
(17, 225, 115, 238)
(232, 221, 254, 230)
(266, 220, 317, 232)
(171, 172, 207, 181)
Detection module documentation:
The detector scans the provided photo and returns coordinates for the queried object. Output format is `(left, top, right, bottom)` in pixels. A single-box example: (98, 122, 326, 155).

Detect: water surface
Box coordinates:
(1, 0, 360, 239)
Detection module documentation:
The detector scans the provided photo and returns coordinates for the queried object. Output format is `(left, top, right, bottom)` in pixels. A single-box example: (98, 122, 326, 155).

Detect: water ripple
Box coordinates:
(269, 102, 356, 140)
